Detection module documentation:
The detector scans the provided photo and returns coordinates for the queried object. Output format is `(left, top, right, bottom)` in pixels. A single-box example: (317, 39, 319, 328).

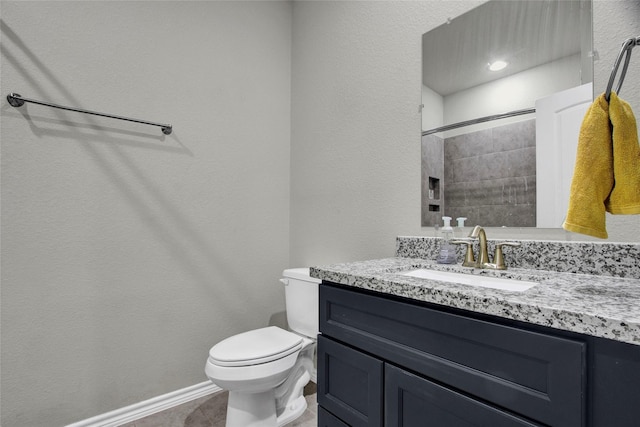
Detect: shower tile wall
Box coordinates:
(421, 134, 444, 227)
(444, 119, 536, 227)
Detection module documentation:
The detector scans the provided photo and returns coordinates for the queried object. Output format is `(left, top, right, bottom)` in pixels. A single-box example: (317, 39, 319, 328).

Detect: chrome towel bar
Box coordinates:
(6, 92, 173, 135)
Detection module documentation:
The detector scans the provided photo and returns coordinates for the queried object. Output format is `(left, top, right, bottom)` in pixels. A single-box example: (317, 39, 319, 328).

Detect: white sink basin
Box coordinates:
(401, 269, 538, 292)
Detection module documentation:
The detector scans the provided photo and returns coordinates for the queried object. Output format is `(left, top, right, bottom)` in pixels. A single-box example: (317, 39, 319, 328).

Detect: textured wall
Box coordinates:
(1, 1, 638, 426)
(1, 2, 291, 426)
(592, 0, 640, 241)
(291, 0, 640, 269)
(291, 1, 485, 266)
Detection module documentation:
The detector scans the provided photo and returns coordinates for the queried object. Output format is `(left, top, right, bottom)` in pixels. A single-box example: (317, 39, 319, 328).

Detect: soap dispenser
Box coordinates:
(437, 216, 457, 264)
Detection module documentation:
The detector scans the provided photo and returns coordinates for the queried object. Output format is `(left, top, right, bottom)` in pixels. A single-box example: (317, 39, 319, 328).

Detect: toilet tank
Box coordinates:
(281, 268, 320, 338)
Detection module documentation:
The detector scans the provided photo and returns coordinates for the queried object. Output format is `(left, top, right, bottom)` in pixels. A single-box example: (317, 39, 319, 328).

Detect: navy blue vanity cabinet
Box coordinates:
(318, 282, 587, 426)
(385, 364, 542, 426)
(319, 406, 351, 427)
(317, 334, 383, 426)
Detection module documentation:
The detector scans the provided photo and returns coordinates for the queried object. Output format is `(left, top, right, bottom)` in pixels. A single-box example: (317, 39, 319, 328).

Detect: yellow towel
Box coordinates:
(605, 92, 640, 215)
(563, 94, 613, 239)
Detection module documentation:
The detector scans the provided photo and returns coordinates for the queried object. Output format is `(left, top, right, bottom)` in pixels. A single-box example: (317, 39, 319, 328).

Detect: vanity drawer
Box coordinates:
(317, 335, 383, 427)
(386, 364, 542, 426)
(320, 283, 586, 427)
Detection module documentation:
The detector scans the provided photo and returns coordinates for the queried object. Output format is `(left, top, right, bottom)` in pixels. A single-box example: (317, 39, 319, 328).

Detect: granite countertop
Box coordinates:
(310, 257, 640, 346)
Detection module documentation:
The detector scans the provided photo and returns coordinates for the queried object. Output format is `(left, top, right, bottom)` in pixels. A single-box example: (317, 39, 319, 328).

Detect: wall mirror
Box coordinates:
(421, 0, 593, 228)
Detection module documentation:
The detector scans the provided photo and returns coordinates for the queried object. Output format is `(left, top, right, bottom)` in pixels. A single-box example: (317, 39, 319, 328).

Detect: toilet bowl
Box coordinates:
(204, 268, 320, 427)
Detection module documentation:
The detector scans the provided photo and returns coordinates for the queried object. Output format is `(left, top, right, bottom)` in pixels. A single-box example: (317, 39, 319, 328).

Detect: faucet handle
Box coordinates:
(493, 242, 521, 270)
(451, 239, 476, 268)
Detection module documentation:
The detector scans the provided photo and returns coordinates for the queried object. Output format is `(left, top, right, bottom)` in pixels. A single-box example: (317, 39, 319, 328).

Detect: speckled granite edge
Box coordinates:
(310, 257, 640, 346)
(396, 236, 640, 279)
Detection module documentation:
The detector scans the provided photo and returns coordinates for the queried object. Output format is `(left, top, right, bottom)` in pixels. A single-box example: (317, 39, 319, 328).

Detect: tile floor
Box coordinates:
(120, 383, 317, 427)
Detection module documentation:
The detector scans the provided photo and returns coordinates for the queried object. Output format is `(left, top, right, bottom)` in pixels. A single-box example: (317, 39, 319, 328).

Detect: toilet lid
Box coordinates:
(209, 326, 303, 367)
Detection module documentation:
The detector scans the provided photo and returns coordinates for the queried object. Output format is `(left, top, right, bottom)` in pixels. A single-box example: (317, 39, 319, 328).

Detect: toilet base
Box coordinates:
(275, 394, 307, 427)
(224, 385, 310, 427)
(226, 389, 277, 427)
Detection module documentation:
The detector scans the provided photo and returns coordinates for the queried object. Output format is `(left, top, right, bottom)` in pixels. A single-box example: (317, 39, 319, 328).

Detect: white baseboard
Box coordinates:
(67, 370, 317, 427)
(66, 381, 222, 427)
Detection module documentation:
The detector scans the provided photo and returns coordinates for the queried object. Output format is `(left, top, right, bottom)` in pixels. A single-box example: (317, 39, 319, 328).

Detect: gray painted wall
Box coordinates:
(1, 1, 638, 426)
(1, 2, 291, 426)
(291, 1, 485, 267)
(291, 0, 640, 270)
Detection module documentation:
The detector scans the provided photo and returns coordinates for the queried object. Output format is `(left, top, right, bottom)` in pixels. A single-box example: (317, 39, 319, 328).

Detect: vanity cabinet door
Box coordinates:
(385, 365, 542, 427)
(590, 337, 640, 426)
(317, 335, 383, 427)
(319, 407, 351, 427)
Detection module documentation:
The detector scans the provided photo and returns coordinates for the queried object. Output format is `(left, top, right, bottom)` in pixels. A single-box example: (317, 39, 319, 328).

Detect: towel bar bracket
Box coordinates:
(7, 93, 25, 108)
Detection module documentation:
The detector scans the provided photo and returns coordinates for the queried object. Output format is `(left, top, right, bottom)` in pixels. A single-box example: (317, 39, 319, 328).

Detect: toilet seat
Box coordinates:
(209, 326, 303, 367)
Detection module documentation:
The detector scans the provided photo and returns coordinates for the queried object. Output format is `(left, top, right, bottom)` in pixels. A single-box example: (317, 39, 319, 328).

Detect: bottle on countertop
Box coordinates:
(455, 217, 467, 238)
(437, 216, 457, 264)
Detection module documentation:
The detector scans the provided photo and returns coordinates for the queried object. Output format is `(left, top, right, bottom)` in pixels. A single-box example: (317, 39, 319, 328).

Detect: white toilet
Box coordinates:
(204, 268, 320, 427)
